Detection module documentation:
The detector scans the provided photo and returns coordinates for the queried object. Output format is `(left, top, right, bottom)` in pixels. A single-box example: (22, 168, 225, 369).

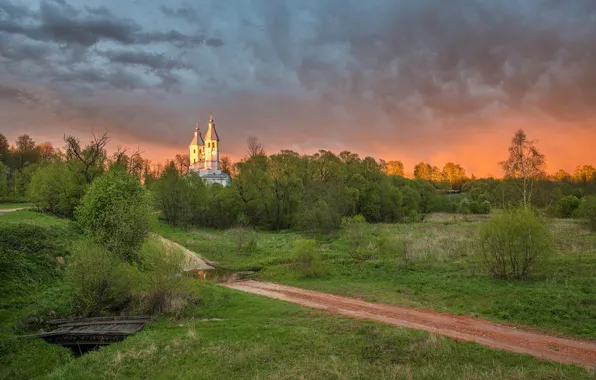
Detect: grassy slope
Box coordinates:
(42, 283, 592, 380)
(0, 211, 76, 380)
(154, 214, 596, 338)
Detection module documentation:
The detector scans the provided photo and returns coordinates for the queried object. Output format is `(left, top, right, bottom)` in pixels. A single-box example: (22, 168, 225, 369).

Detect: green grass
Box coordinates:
(39, 283, 593, 380)
(155, 214, 596, 338)
(0, 211, 79, 380)
(2, 211, 595, 379)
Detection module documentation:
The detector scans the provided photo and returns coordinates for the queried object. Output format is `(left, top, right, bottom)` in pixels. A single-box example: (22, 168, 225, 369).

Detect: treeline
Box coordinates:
(4, 131, 596, 232)
(154, 147, 596, 232)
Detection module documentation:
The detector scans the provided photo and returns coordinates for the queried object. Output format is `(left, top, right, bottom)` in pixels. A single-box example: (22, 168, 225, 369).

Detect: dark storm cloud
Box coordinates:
(100, 49, 189, 71)
(0, 0, 214, 47)
(159, 4, 199, 24)
(1, 0, 596, 172)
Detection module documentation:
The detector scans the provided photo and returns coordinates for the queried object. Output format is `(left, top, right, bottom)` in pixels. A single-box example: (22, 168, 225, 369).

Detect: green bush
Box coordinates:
(136, 237, 189, 314)
(28, 162, 86, 218)
(556, 195, 581, 218)
(342, 215, 369, 259)
(66, 240, 136, 317)
(293, 239, 325, 278)
(576, 195, 596, 231)
(478, 208, 553, 280)
(76, 169, 150, 263)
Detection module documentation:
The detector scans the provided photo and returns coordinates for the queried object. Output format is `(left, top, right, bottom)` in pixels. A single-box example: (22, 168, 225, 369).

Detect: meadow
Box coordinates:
(1, 210, 595, 379)
(155, 213, 596, 338)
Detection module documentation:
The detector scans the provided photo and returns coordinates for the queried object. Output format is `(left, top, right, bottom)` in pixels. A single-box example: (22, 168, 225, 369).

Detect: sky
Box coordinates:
(1, 0, 595, 176)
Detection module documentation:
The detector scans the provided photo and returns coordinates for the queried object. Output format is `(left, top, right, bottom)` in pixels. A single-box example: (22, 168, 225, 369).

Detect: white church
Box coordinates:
(189, 113, 231, 186)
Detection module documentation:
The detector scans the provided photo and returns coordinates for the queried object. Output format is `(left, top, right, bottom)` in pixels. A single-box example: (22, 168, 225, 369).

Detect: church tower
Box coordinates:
(189, 120, 204, 167)
(203, 113, 220, 171)
(188, 113, 229, 186)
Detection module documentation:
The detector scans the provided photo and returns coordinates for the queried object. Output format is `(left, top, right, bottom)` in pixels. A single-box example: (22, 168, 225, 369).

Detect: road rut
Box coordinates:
(224, 280, 596, 369)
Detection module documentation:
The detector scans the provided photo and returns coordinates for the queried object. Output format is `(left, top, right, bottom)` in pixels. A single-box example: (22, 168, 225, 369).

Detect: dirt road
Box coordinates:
(224, 280, 596, 369)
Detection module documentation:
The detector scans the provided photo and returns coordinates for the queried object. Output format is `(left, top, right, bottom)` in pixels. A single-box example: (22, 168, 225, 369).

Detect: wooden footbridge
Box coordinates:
(34, 316, 150, 353)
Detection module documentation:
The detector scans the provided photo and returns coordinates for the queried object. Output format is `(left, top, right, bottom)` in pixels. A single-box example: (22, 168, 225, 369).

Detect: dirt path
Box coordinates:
(224, 280, 596, 369)
(156, 235, 214, 270)
(0, 208, 24, 214)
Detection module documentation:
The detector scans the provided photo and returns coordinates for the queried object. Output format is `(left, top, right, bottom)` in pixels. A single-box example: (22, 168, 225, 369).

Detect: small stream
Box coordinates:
(184, 268, 255, 283)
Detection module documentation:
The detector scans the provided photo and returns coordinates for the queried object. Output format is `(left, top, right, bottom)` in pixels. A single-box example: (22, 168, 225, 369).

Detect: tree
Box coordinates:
(553, 169, 572, 182)
(384, 160, 405, 176)
(16, 134, 35, 152)
(573, 165, 596, 184)
(247, 136, 265, 158)
(442, 162, 467, 190)
(65, 132, 108, 183)
(174, 154, 190, 174)
(0, 161, 8, 198)
(38, 142, 56, 160)
(500, 130, 545, 207)
(0, 133, 9, 163)
(413, 162, 433, 181)
(220, 156, 232, 176)
(76, 169, 151, 263)
(28, 162, 86, 218)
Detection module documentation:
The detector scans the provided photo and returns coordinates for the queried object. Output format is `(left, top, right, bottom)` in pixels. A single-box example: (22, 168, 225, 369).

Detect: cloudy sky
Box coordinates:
(1, 0, 595, 175)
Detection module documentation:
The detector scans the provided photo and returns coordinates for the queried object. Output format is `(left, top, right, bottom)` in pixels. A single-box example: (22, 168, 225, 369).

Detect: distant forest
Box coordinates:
(2, 130, 595, 231)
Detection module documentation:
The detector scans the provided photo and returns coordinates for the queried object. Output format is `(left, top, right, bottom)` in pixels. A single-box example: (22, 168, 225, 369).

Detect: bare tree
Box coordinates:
(500, 129, 545, 207)
(247, 136, 265, 158)
(65, 132, 109, 183)
(174, 154, 190, 174)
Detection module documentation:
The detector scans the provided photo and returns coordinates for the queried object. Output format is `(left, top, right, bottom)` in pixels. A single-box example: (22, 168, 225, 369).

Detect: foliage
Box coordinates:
(555, 195, 581, 218)
(500, 130, 546, 207)
(293, 239, 325, 278)
(136, 237, 189, 314)
(27, 162, 86, 218)
(342, 215, 371, 259)
(65, 239, 136, 317)
(478, 208, 554, 280)
(576, 195, 596, 231)
(154, 163, 208, 228)
(76, 169, 151, 263)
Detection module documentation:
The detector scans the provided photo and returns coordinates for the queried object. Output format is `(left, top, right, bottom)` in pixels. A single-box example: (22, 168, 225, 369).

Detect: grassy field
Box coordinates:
(37, 284, 594, 380)
(1, 211, 595, 379)
(155, 213, 596, 339)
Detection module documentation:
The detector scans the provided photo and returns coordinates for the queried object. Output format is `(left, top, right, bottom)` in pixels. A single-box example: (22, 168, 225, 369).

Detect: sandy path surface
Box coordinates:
(0, 208, 24, 214)
(157, 235, 214, 270)
(224, 280, 596, 369)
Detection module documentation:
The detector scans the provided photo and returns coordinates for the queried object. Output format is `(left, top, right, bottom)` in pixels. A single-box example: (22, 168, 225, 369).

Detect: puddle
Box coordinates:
(184, 268, 255, 283)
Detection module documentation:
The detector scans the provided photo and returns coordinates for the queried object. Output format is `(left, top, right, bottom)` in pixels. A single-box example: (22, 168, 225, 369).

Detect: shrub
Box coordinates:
(556, 195, 581, 218)
(293, 239, 324, 278)
(66, 240, 136, 317)
(295, 199, 340, 234)
(76, 169, 150, 263)
(576, 195, 596, 231)
(478, 207, 553, 280)
(230, 213, 258, 255)
(136, 237, 188, 314)
(28, 162, 86, 218)
(342, 215, 369, 259)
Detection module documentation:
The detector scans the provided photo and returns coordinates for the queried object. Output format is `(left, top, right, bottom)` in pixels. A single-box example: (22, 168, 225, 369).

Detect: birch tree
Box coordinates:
(500, 130, 545, 207)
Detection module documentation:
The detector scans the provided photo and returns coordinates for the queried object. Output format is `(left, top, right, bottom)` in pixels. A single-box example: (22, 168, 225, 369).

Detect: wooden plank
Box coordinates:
(57, 320, 151, 328)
